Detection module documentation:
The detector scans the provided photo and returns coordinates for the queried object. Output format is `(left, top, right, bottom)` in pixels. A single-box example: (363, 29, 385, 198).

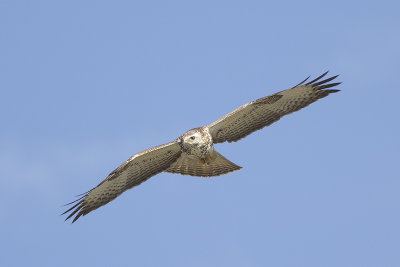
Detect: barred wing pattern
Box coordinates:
(63, 141, 181, 223)
(208, 72, 340, 143)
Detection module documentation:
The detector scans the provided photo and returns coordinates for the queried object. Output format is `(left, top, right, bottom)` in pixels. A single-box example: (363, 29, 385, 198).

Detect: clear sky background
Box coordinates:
(1, 1, 399, 266)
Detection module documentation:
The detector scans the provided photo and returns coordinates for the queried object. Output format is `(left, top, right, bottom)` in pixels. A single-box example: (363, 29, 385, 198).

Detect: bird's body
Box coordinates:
(64, 72, 341, 222)
(166, 126, 242, 177)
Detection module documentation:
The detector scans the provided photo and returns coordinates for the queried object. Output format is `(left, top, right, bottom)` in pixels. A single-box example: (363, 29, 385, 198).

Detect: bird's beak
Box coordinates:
(183, 137, 188, 142)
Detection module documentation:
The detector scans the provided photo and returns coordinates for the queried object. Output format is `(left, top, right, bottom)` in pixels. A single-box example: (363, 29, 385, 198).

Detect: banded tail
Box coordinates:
(165, 151, 242, 177)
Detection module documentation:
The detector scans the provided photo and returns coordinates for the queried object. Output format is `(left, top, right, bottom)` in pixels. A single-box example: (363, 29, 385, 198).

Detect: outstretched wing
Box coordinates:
(63, 141, 181, 223)
(208, 72, 340, 143)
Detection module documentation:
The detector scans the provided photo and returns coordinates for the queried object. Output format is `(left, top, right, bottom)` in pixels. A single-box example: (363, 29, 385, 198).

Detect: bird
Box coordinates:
(63, 71, 341, 223)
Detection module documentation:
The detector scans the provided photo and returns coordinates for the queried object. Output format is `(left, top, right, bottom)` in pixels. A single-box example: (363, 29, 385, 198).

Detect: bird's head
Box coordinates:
(181, 129, 203, 146)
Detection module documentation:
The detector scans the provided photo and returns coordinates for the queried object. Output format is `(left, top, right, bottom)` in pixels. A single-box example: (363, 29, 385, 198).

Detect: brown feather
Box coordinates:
(208, 72, 340, 143)
(63, 141, 181, 223)
(165, 151, 242, 177)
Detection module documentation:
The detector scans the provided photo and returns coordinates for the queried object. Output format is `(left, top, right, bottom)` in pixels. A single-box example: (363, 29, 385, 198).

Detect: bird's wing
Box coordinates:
(208, 72, 340, 143)
(63, 141, 181, 223)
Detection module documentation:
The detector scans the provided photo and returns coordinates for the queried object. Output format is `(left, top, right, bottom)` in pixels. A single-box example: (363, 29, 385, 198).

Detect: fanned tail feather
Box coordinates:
(165, 151, 242, 177)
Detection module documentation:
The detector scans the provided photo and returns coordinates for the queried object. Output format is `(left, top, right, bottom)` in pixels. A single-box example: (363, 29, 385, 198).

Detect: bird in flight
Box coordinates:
(63, 71, 340, 223)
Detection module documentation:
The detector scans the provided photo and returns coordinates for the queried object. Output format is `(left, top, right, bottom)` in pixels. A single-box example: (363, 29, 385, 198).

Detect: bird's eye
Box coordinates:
(190, 136, 195, 140)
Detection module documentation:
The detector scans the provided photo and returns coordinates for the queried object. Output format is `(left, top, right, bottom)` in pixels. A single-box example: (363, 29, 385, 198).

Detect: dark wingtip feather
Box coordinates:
(325, 89, 341, 93)
(313, 75, 339, 87)
(62, 194, 88, 223)
(294, 72, 341, 92)
(292, 75, 311, 88)
(306, 71, 329, 85)
(316, 82, 341, 90)
(62, 187, 96, 223)
(75, 190, 91, 197)
(63, 201, 82, 218)
(62, 195, 85, 207)
(293, 71, 339, 89)
(64, 203, 84, 223)
(301, 71, 341, 92)
(71, 211, 85, 223)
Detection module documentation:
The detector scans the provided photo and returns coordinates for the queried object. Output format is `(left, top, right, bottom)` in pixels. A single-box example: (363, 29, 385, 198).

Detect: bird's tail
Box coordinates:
(165, 150, 242, 177)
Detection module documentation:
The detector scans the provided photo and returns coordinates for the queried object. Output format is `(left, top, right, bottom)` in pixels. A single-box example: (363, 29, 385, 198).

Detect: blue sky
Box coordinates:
(1, 0, 399, 266)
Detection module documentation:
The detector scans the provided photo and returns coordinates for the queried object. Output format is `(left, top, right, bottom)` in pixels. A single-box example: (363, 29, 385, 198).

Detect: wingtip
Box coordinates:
(295, 71, 337, 88)
(320, 70, 330, 77)
(306, 71, 330, 85)
(62, 195, 85, 207)
(71, 212, 84, 223)
(292, 75, 311, 88)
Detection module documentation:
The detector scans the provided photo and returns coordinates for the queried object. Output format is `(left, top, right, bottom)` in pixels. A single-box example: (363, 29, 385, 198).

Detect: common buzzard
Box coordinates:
(63, 71, 340, 222)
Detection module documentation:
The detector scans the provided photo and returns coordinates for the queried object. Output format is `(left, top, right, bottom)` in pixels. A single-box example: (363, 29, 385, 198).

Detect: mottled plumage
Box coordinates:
(64, 71, 340, 222)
